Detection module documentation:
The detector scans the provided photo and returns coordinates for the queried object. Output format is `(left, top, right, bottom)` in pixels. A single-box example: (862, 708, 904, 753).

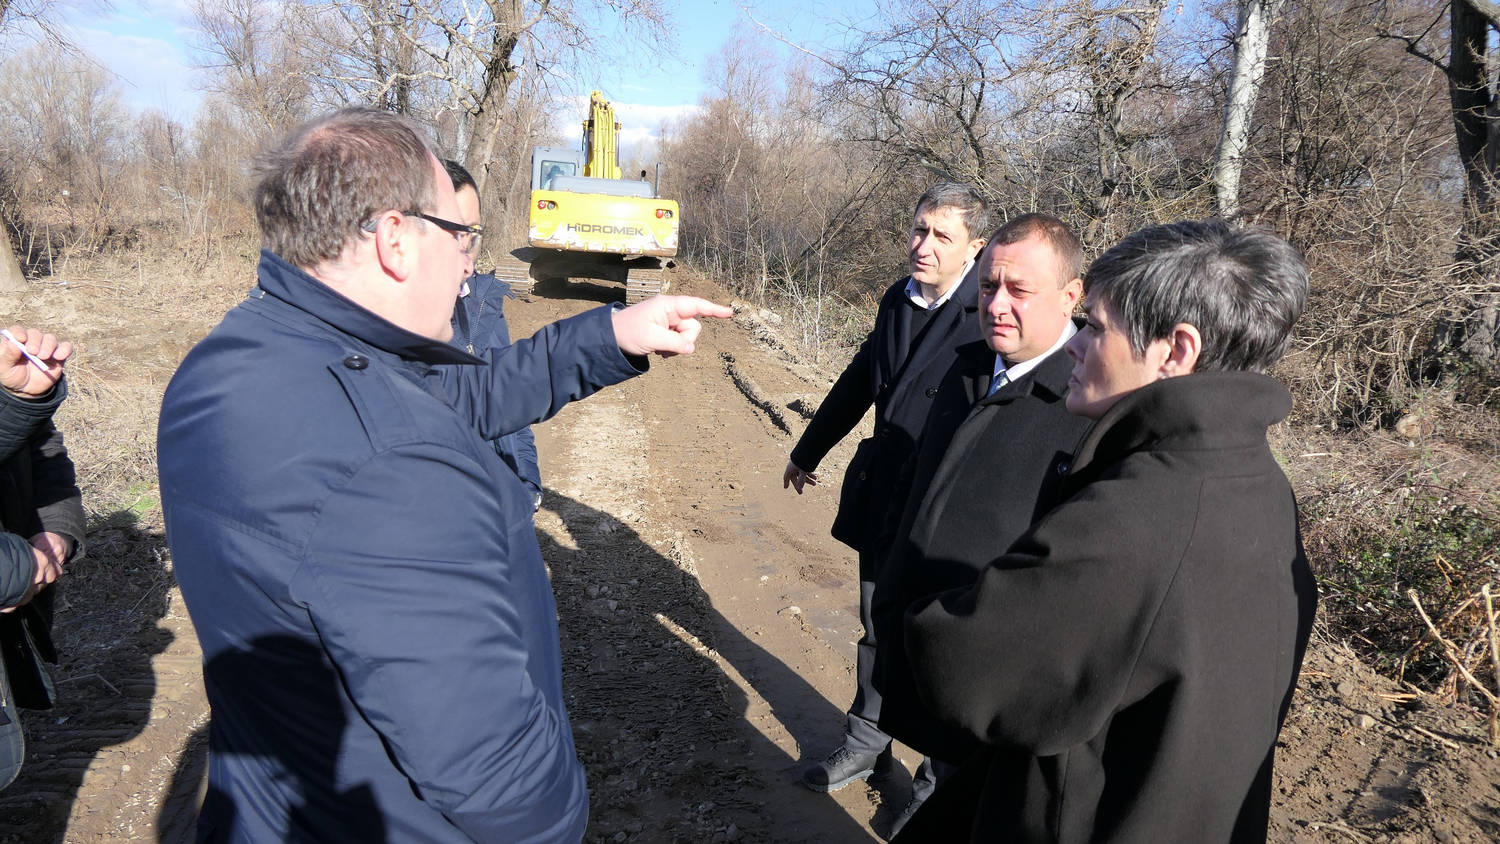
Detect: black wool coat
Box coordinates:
(789, 270, 980, 566)
(895, 372, 1318, 844)
(872, 334, 1092, 761)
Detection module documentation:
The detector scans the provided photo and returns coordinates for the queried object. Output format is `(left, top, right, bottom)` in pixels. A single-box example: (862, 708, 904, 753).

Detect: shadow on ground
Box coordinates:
(542, 489, 877, 842)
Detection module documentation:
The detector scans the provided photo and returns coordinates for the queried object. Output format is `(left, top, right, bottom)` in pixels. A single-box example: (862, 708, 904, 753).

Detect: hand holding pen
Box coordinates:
(1, 326, 72, 398)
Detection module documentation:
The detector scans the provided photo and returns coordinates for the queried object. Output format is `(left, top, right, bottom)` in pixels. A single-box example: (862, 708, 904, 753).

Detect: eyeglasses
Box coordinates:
(362, 210, 483, 254)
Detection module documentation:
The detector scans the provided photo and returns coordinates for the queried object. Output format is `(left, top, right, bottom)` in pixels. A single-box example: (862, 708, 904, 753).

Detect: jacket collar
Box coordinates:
(1069, 371, 1291, 478)
(898, 262, 981, 314)
(970, 316, 1082, 405)
(254, 249, 481, 365)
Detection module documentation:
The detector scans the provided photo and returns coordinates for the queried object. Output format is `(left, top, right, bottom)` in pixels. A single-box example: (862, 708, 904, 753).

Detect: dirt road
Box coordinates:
(1, 263, 1498, 841)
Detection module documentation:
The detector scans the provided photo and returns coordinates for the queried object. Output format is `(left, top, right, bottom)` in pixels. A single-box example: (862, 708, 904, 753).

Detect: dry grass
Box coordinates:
(1275, 406, 1500, 712)
(2, 240, 258, 523)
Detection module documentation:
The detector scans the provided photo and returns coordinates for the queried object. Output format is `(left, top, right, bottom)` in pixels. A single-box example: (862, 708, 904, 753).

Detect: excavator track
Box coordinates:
(493, 254, 535, 295)
(625, 267, 666, 304)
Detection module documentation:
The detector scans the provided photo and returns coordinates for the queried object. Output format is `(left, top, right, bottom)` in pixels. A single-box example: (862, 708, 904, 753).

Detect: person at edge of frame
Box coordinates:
(0, 326, 83, 792)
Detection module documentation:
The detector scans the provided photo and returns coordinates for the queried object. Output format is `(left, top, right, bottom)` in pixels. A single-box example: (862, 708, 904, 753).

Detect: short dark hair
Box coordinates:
(444, 158, 477, 193)
(988, 213, 1084, 286)
(253, 108, 437, 268)
(914, 182, 990, 241)
(1084, 219, 1308, 374)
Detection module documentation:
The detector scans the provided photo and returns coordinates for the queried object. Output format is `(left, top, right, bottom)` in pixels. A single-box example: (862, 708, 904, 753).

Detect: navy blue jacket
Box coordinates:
(451, 273, 540, 497)
(159, 251, 643, 842)
(789, 271, 979, 562)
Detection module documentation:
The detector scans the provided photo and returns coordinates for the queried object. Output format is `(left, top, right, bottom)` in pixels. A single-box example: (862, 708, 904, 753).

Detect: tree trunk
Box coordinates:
(1445, 2, 1500, 372)
(461, 1, 523, 235)
(0, 233, 26, 293)
(1450, 1, 1496, 227)
(1213, 0, 1282, 221)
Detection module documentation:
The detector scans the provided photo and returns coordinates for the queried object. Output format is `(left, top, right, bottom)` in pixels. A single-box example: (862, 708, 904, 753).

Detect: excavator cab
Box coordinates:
(515, 92, 680, 303)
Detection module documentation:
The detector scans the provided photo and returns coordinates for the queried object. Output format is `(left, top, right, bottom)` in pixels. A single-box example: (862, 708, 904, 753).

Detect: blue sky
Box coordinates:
(42, 0, 859, 144)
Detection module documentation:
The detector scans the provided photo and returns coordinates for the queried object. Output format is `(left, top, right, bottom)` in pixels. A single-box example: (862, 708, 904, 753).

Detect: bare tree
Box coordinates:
(0, 45, 127, 252)
(1213, 0, 1284, 220)
(192, 0, 312, 134)
(281, 0, 669, 229)
(813, 0, 1192, 248)
(0, 0, 103, 289)
(1376, 0, 1500, 373)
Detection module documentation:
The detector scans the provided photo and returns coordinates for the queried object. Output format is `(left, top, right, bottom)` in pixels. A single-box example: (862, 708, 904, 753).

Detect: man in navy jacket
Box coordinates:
(444, 159, 542, 510)
(158, 108, 729, 842)
(781, 183, 988, 817)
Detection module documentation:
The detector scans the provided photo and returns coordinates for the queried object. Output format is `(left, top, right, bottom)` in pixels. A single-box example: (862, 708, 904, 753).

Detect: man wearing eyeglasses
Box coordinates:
(158, 108, 731, 842)
(444, 159, 543, 513)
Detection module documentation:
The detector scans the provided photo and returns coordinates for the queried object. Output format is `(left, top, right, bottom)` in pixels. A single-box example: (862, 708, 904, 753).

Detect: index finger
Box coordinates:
(668, 297, 733, 321)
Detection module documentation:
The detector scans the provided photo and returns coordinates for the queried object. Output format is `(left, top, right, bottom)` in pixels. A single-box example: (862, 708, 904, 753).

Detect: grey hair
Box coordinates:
(253, 108, 438, 268)
(988, 213, 1084, 286)
(1083, 220, 1308, 373)
(914, 182, 990, 242)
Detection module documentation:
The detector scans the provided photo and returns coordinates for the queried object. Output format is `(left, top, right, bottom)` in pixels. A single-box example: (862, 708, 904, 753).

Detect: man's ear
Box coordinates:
(1160, 322, 1201, 377)
(968, 237, 988, 260)
(370, 212, 416, 282)
(1061, 277, 1083, 310)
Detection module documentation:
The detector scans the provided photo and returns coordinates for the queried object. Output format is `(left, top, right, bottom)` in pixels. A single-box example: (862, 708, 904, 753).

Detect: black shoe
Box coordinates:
(801, 743, 886, 792)
(884, 794, 925, 841)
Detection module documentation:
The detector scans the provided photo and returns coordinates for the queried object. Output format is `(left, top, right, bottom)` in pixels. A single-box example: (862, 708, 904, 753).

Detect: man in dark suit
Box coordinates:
(781, 183, 988, 807)
(870, 215, 1093, 829)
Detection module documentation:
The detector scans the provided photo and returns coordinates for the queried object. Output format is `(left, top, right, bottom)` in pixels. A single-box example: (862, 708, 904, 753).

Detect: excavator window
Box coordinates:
(541, 161, 576, 190)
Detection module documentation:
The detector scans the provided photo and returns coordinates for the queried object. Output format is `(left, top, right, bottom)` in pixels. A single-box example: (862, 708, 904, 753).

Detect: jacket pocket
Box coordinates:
(831, 437, 880, 552)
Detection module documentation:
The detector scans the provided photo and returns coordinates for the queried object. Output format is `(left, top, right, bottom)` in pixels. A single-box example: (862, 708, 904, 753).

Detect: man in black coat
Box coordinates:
(894, 220, 1316, 843)
(871, 215, 1093, 797)
(0, 326, 83, 791)
(781, 183, 988, 799)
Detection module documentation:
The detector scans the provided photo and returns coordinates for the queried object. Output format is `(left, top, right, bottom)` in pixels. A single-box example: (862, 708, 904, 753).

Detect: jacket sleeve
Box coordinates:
(441, 304, 645, 443)
(294, 444, 587, 843)
(28, 420, 85, 562)
(506, 427, 542, 494)
(903, 469, 1195, 755)
(789, 332, 877, 472)
(0, 383, 64, 465)
(0, 531, 36, 607)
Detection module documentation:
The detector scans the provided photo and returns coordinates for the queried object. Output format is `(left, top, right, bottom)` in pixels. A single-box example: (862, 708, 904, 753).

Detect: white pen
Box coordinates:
(1, 329, 51, 372)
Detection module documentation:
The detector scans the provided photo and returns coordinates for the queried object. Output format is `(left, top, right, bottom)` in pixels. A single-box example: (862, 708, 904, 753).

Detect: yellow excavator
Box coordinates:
(495, 91, 680, 303)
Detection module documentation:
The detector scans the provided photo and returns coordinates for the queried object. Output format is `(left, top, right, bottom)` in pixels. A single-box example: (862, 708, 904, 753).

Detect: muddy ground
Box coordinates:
(0, 259, 1498, 842)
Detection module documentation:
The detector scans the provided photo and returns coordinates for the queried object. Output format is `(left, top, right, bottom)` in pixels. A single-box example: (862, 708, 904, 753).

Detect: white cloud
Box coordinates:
(548, 96, 703, 152)
(72, 25, 203, 120)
